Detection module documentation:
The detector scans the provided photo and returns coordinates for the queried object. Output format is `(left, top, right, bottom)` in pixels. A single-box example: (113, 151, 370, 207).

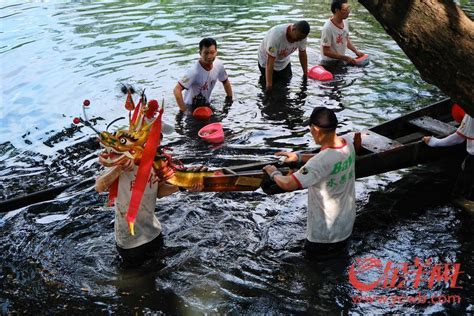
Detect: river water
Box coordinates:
(1, 1, 473, 314)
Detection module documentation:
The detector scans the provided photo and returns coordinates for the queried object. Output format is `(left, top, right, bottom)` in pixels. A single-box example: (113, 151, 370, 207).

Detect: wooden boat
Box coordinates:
(0, 98, 467, 211)
(216, 98, 466, 193)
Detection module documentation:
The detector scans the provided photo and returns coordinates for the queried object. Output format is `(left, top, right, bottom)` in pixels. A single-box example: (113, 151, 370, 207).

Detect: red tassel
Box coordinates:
(125, 107, 163, 235)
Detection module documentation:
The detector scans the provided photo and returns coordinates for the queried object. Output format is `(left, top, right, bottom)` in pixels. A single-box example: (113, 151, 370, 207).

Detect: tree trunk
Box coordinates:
(359, 0, 474, 116)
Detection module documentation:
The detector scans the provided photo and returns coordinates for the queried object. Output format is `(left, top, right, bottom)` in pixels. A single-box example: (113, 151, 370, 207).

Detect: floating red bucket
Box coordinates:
(198, 122, 224, 144)
(193, 106, 213, 120)
(308, 65, 333, 81)
(354, 54, 370, 66)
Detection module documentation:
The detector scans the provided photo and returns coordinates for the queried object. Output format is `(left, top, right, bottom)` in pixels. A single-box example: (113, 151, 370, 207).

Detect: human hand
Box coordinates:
(275, 152, 299, 163)
(344, 56, 356, 65)
(179, 104, 187, 113)
(224, 95, 233, 105)
(422, 136, 431, 145)
(263, 165, 278, 175)
(356, 50, 364, 58)
(119, 158, 135, 172)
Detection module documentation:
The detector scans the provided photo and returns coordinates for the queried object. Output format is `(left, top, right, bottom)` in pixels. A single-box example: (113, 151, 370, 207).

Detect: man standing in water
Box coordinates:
(320, 0, 364, 65)
(263, 107, 356, 255)
(423, 111, 474, 200)
(96, 155, 204, 268)
(173, 37, 233, 113)
(257, 21, 310, 91)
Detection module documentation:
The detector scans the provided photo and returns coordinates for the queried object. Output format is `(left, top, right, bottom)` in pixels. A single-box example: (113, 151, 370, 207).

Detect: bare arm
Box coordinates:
(173, 83, 186, 112)
(157, 182, 179, 198)
(298, 49, 308, 76)
(96, 159, 134, 193)
(265, 54, 276, 91)
(222, 79, 233, 98)
(263, 165, 299, 191)
(275, 151, 314, 164)
(95, 166, 123, 193)
(322, 46, 355, 64)
(347, 37, 363, 57)
(157, 166, 208, 197)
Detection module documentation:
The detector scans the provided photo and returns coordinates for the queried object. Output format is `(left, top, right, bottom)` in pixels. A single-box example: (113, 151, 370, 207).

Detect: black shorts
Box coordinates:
(258, 62, 292, 82)
(304, 237, 349, 257)
(454, 154, 474, 200)
(116, 233, 164, 267)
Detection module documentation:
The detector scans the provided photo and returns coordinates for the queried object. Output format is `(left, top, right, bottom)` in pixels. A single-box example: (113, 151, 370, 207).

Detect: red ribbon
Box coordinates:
(107, 178, 119, 206)
(125, 106, 163, 234)
(131, 99, 142, 124)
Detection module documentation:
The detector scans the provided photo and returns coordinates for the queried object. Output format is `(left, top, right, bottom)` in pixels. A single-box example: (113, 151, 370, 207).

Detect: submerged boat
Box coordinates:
(199, 98, 466, 193)
(0, 98, 466, 211)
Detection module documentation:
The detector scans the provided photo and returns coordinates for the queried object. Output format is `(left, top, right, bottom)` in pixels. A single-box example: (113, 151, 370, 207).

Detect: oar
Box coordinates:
(0, 178, 95, 213)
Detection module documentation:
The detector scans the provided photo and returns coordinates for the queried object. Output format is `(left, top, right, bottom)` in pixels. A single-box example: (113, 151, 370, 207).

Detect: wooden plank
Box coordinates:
(394, 132, 426, 144)
(408, 116, 456, 137)
(360, 130, 403, 153)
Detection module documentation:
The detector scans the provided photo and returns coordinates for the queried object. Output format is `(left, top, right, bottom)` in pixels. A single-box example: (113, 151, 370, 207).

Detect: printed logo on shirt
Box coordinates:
(336, 34, 343, 44)
(201, 81, 209, 91)
(129, 172, 159, 192)
(278, 48, 289, 58)
(326, 152, 356, 189)
(299, 167, 309, 175)
(268, 46, 277, 55)
(330, 152, 355, 175)
(278, 47, 297, 58)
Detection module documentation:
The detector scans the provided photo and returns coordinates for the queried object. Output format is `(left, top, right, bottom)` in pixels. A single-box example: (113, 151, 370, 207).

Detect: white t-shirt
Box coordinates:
(178, 58, 228, 105)
(114, 167, 162, 249)
(292, 137, 356, 243)
(258, 24, 307, 71)
(320, 19, 350, 62)
(456, 114, 474, 155)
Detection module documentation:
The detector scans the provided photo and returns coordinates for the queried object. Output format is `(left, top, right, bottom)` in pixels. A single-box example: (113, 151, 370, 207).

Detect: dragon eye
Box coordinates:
(119, 137, 127, 144)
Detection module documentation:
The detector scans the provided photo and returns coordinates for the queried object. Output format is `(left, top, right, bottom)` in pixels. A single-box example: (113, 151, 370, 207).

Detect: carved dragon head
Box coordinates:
(95, 86, 178, 180)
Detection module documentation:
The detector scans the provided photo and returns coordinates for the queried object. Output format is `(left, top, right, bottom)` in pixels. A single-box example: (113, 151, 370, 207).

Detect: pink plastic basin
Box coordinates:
(198, 122, 224, 144)
(308, 65, 333, 81)
(354, 54, 369, 66)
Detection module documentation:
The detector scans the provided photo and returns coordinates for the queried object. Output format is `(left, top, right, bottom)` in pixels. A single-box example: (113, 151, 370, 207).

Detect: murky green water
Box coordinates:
(1, 1, 473, 314)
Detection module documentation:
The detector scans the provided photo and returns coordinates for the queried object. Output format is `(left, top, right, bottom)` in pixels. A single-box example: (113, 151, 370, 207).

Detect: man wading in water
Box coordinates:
(263, 107, 356, 256)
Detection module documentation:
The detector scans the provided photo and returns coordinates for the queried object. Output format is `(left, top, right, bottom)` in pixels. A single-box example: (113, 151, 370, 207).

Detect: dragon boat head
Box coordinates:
(98, 124, 151, 167)
(94, 86, 178, 180)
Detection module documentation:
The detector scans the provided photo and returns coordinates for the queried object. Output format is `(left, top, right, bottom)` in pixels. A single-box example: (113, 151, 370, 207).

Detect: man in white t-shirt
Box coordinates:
(96, 157, 204, 267)
(174, 38, 233, 113)
(263, 107, 356, 255)
(320, 0, 364, 65)
(257, 21, 310, 91)
(423, 110, 474, 200)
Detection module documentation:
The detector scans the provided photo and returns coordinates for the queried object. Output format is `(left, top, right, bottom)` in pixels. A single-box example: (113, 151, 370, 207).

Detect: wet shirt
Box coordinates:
(178, 58, 228, 105)
(292, 137, 356, 243)
(114, 167, 162, 249)
(258, 24, 307, 71)
(320, 19, 349, 62)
